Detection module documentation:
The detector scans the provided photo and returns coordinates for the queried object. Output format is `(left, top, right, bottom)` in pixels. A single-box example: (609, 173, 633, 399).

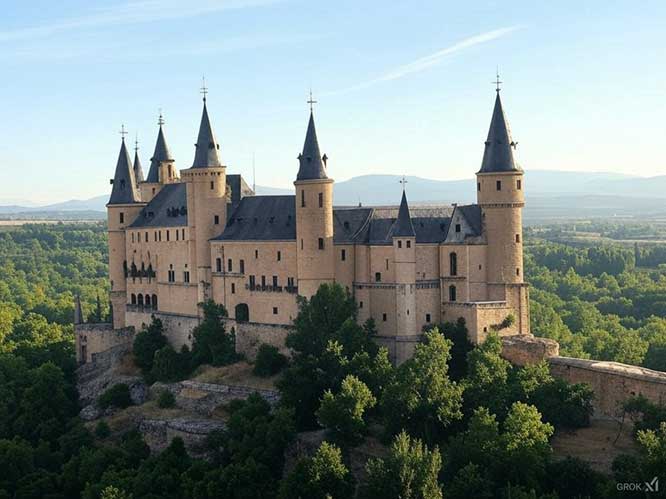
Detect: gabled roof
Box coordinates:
(108, 139, 140, 205)
(192, 100, 222, 168)
(478, 92, 521, 173)
(296, 111, 328, 181)
(392, 190, 416, 237)
(129, 183, 188, 228)
(214, 195, 296, 241)
(133, 149, 145, 183)
(147, 123, 174, 183)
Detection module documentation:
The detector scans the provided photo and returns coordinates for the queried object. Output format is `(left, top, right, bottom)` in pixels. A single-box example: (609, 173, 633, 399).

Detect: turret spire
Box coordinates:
(296, 102, 328, 181)
(133, 134, 144, 183)
(192, 88, 222, 168)
(108, 131, 140, 205)
(393, 189, 415, 237)
(146, 112, 174, 183)
(478, 88, 520, 173)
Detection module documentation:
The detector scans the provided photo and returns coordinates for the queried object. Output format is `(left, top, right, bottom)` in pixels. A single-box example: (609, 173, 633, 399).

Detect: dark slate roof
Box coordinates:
(108, 139, 140, 205)
(478, 92, 521, 173)
(296, 112, 328, 181)
(214, 195, 296, 241)
(192, 100, 222, 168)
(133, 149, 145, 183)
(360, 206, 456, 245)
(129, 183, 188, 228)
(392, 191, 416, 237)
(226, 174, 255, 209)
(456, 204, 483, 235)
(147, 124, 174, 182)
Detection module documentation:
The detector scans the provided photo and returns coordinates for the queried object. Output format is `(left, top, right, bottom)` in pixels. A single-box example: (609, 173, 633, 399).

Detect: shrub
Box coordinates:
(253, 344, 288, 377)
(157, 389, 175, 409)
(94, 421, 110, 439)
(98, 383, 132, 410)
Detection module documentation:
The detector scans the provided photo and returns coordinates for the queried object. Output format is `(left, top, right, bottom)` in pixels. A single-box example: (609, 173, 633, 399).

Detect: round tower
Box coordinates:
(476, 89, 524, 290)
(107, 133, 144, 329)
(181, 94, 227, 305)
(294, 107, 335, 298)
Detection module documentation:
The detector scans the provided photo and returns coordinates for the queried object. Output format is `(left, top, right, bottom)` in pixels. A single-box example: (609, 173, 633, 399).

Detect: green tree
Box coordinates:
(132, 318, 167, 372)
(191, 300, 236, 367)
(316, 374, 376, 444)
(278, 442, 355, 499)
(382, 329, 463, 443)
(359, 431, 442, 499)
(253, 344, 288, 377)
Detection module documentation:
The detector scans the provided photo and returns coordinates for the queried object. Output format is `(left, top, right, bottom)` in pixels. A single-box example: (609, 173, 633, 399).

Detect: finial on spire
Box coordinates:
(399, 175, 408, 192)
(134, 133, 139, 153)
(157, 109, 165, 126)
(119, 124, 128, 141)
(307, 89, 317, 112)
(492, 67, 502, 93)
(200, 76, 208, 102)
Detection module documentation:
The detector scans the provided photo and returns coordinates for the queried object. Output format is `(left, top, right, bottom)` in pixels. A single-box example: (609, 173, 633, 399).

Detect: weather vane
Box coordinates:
(492, 67, 502, 93)
(200, 76, 208, 102)
(399, 175, 408, 192)
(134, 133, 139, 153)
(307, 89, 317, 112)
(119, 124, 127, 140)
(158, 109, 165, 126)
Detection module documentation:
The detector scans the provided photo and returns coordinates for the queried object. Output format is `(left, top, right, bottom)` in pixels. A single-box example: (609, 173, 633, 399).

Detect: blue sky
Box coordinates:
(1, 0, 665, 204)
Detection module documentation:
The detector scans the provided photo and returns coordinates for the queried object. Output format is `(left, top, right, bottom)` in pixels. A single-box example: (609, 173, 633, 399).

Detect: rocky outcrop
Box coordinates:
(501, 334, 559, 366)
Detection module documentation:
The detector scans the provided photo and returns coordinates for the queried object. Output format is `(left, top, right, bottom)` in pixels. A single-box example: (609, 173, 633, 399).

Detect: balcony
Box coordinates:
(245, 284, 298, 294)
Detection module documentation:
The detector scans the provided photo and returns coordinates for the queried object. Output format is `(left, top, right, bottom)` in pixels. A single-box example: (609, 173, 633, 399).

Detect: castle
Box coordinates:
(81, 86, 529, 365)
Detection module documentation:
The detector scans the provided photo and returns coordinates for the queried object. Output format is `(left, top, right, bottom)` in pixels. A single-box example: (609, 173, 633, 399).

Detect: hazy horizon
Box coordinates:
(1, 0, 665, 204)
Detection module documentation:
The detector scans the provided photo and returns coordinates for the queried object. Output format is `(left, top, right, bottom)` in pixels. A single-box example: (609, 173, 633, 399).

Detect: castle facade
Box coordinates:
(100, 88, 529, 364)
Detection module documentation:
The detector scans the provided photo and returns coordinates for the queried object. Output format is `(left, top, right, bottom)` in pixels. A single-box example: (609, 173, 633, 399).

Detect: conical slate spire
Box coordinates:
(478, 92, 521, 173)
(133, 143, 145, 184)
(296, 111, 327, 181)
(393, 190, 415, 237)
(192, 99, 222, 168)
(74, 295, 84, 325)
(146, 118, 174, 182)
(108, 138, 140, 204)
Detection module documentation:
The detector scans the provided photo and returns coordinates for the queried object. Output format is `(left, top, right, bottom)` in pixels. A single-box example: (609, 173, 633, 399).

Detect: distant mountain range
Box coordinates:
(2, 170, 665, 222)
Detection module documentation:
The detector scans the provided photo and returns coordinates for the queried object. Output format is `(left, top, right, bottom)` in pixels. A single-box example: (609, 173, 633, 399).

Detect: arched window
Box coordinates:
(152, 294, 158, 310)
(145, 294, 151, 307)
(137, 294, 144, 306)
(450, 252, 458, 276)
(131, 293, 136, 305)
(235, 303, 250, 322)
(449, 285, 457, 302)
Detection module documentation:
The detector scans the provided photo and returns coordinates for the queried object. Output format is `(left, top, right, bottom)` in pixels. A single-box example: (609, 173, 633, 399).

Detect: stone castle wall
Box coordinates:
(75, 323, 135, 364)
(501, 335, 666, 419)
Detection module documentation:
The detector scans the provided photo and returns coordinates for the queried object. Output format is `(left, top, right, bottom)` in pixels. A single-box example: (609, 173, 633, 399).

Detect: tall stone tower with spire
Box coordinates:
(107, 132, 144, 329)
(392, 188, 418, 358)
(294, 105, 335, 298)
(181, 91, 227, 305)
(476, 87, 526, 300)
(141, 114, 177, 203)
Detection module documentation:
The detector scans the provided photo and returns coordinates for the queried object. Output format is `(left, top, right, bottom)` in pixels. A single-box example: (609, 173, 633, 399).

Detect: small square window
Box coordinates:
(255, 250, 259, 259)
(406, 240, 411, 248)
(318, 238, 324, 250)
(455, 224, 461, 233)
(516, 267, 520, 276)
(214, 215, 220, 225)
(341, 249, 346, 261)
(477, 182, 481, 191)
(515, 234, 521, 243)
(318, 192, 323, 208)
(375, 272, 381, 282)
(359, 301, 363, 309)
(496, 180, 502, 191)
(382, 313, 387, 322)
(231, 283, 235, 294)
(277, 251, 281, 261)
(119, 212, 125, 224)
(426, 313, 431, 323)
(398, 240, 402, 249)
(210, 181, 214, 190)
(273, 307, 278, 315)
(517, 179, 522, 190)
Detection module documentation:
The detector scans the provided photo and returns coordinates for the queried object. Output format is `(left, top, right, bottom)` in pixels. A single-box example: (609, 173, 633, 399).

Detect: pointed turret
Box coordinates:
(133, 141, 145, 184)
(296, 111, 328, 181)
(74, 295, 84, 325)
(478, 92, 521, 173)
(393, 190, 415, 237)
(146, 116, 174, 182)
(192, 98, 222, 168)
(108, 137, 140, 205)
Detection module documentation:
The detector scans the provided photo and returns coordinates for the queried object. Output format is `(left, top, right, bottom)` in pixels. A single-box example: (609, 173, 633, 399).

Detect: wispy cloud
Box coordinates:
(0, 0, 281, 43)
(324, 26, 521, 96)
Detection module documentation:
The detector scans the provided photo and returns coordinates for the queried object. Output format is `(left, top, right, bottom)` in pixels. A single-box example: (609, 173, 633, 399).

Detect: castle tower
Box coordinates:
(141, 113, 177, 203)
(294, 107, 335, 298)
(107, 133, 144, 329)
(392, 189, 417, 362)
(133, 138, 145, 184)
(181, 92, 227, 305)
(476, 88, 525, 295)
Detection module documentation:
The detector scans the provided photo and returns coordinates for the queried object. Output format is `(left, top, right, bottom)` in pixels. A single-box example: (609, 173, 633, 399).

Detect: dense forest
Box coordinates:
(0, 223, 664, 498)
